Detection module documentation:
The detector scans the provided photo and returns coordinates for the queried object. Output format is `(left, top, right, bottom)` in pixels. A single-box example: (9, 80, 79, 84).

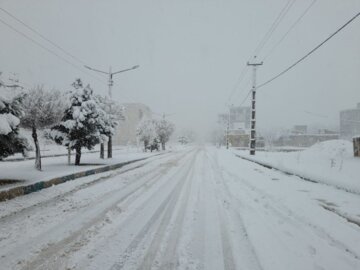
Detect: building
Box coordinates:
(229, 106, 251, 130)
(274, 125, 339, 148)
(218, 106, 251, 147)
(340, 103, 360, 140)
(228, 129, 249, 148)
(218, 106, 251, 130)
(113, 103, 152, 145)
(292, 125, 307, 135)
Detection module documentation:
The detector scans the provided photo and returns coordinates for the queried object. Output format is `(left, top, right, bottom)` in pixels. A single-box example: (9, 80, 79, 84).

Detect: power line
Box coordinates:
(225, 0, 296, 106)
(0, 17, 107, 86)
(238, 11, 359, 108)
(0, 7, 88, 66)
(233, 74, 252, 101)
(257, 11, 360, 90)
(253, 0, 296, 57)
(238, 89, 252, 107)
(226, 66, 249, 103)
(263, 0, 318, 61)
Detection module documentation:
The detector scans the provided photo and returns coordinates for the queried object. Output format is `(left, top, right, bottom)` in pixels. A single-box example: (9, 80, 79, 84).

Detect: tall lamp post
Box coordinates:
(85, 64, 139, 158)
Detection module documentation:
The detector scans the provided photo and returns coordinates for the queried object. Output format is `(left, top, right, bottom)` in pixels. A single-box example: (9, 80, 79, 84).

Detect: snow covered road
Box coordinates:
(0, 146, 359, 270)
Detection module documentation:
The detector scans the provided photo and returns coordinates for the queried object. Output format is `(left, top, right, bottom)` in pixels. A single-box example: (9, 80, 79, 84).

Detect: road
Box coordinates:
(0, 146, 359, 270)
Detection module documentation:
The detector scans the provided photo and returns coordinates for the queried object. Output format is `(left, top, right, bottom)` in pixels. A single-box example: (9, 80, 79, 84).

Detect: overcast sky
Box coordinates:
(1, 0, 359, 138)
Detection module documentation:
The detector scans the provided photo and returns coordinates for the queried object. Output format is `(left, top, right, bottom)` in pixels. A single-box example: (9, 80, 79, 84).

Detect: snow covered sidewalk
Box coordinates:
(233, 140, 360, 194)
(0, 148, 163, 200)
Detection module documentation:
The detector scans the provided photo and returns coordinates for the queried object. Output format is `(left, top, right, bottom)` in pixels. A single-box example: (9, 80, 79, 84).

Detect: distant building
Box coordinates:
(274, 125, 339, 148)
(275, 134, 339, 148)
(218, 106, 251, 130)
(292, 125, 307, 135)
(113, 103, 152, 145)
(229, 106, 251, 130)
(340, 103, 360, 140)
(218, 106, 251, 147)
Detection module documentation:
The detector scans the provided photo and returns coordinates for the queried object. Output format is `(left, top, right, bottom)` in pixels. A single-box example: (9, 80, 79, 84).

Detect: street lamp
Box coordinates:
(84, 65, 139, 98)
(84, 64, 139, 158)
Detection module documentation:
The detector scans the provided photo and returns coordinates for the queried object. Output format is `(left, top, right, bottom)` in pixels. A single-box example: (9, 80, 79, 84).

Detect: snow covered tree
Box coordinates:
(155, 119, 175, 150)
(50, 79, 106, 165)
(0, 87, 28, 159)
(178, 135, 189, 145)
(136, 119, 157, 152)
(20, 86, 67, 170)
(178, 128, 196, 145)
(95, 95, 124, 159)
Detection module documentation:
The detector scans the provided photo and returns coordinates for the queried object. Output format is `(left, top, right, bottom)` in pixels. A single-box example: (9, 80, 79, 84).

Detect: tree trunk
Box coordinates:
(144, 140, 148, 152)
(100, 143, 104, 159)
(75, 145, 81, 165)
(32, 125, 41, 170)
(161, 141, 165, 151)
(107, 136, 112, 158)
(67, 146, 71, 165)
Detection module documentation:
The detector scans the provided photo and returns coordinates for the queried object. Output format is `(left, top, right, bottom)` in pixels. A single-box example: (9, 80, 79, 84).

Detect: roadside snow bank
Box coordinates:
(234, 140, 360, 194)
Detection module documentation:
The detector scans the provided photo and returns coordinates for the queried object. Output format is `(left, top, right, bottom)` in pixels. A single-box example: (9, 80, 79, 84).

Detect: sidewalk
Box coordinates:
(232, 140, 360, 195)
(0, 149, 163, 201)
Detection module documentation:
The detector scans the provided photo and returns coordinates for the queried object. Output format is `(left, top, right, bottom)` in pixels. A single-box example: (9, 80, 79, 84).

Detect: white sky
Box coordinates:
(0, 0, 359, 138)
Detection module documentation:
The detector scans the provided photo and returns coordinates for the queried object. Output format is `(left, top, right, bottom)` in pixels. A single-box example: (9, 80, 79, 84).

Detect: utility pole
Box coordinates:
(226, 104, 232, 149)
(226, 113, 230, 149)
(85, 65, 139, 99)
(247, 57, 263, 155)
(85, 64, 139, 158)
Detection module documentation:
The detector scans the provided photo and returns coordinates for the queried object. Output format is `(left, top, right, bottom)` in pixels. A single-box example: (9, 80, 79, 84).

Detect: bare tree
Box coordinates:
(21, 86, 66, 170)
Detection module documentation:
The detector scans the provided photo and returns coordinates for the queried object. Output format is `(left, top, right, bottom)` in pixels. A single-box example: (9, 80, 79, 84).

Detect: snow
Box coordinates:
(0, 146, 159, 191)
(0, 113, 20, 135)
(0, 146, 359, 270)
(233, 140, 360, 194)
(0, 88, 21, 135)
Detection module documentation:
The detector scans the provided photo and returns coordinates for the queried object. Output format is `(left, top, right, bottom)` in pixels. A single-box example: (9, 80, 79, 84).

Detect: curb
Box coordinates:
(234, 154, 359, 195)
(234, 154, 316, 182)
(0, 154, 161, 202)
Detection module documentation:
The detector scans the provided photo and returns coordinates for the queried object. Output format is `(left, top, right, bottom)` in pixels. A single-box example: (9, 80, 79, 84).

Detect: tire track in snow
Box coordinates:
(0, 151, 176, 221)
(4, 150, 195, 270)
(0, 151, 188, 249)
(154, 151, 196, 270)
(221, 164, 360, 268)
(109, 150, 199, 270)
(204, 150, 263, 270)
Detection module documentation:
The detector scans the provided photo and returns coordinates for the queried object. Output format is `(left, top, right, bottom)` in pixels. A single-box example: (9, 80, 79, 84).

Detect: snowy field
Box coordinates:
(0, 146, 359, 270)
(233, 140, 360, 194)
